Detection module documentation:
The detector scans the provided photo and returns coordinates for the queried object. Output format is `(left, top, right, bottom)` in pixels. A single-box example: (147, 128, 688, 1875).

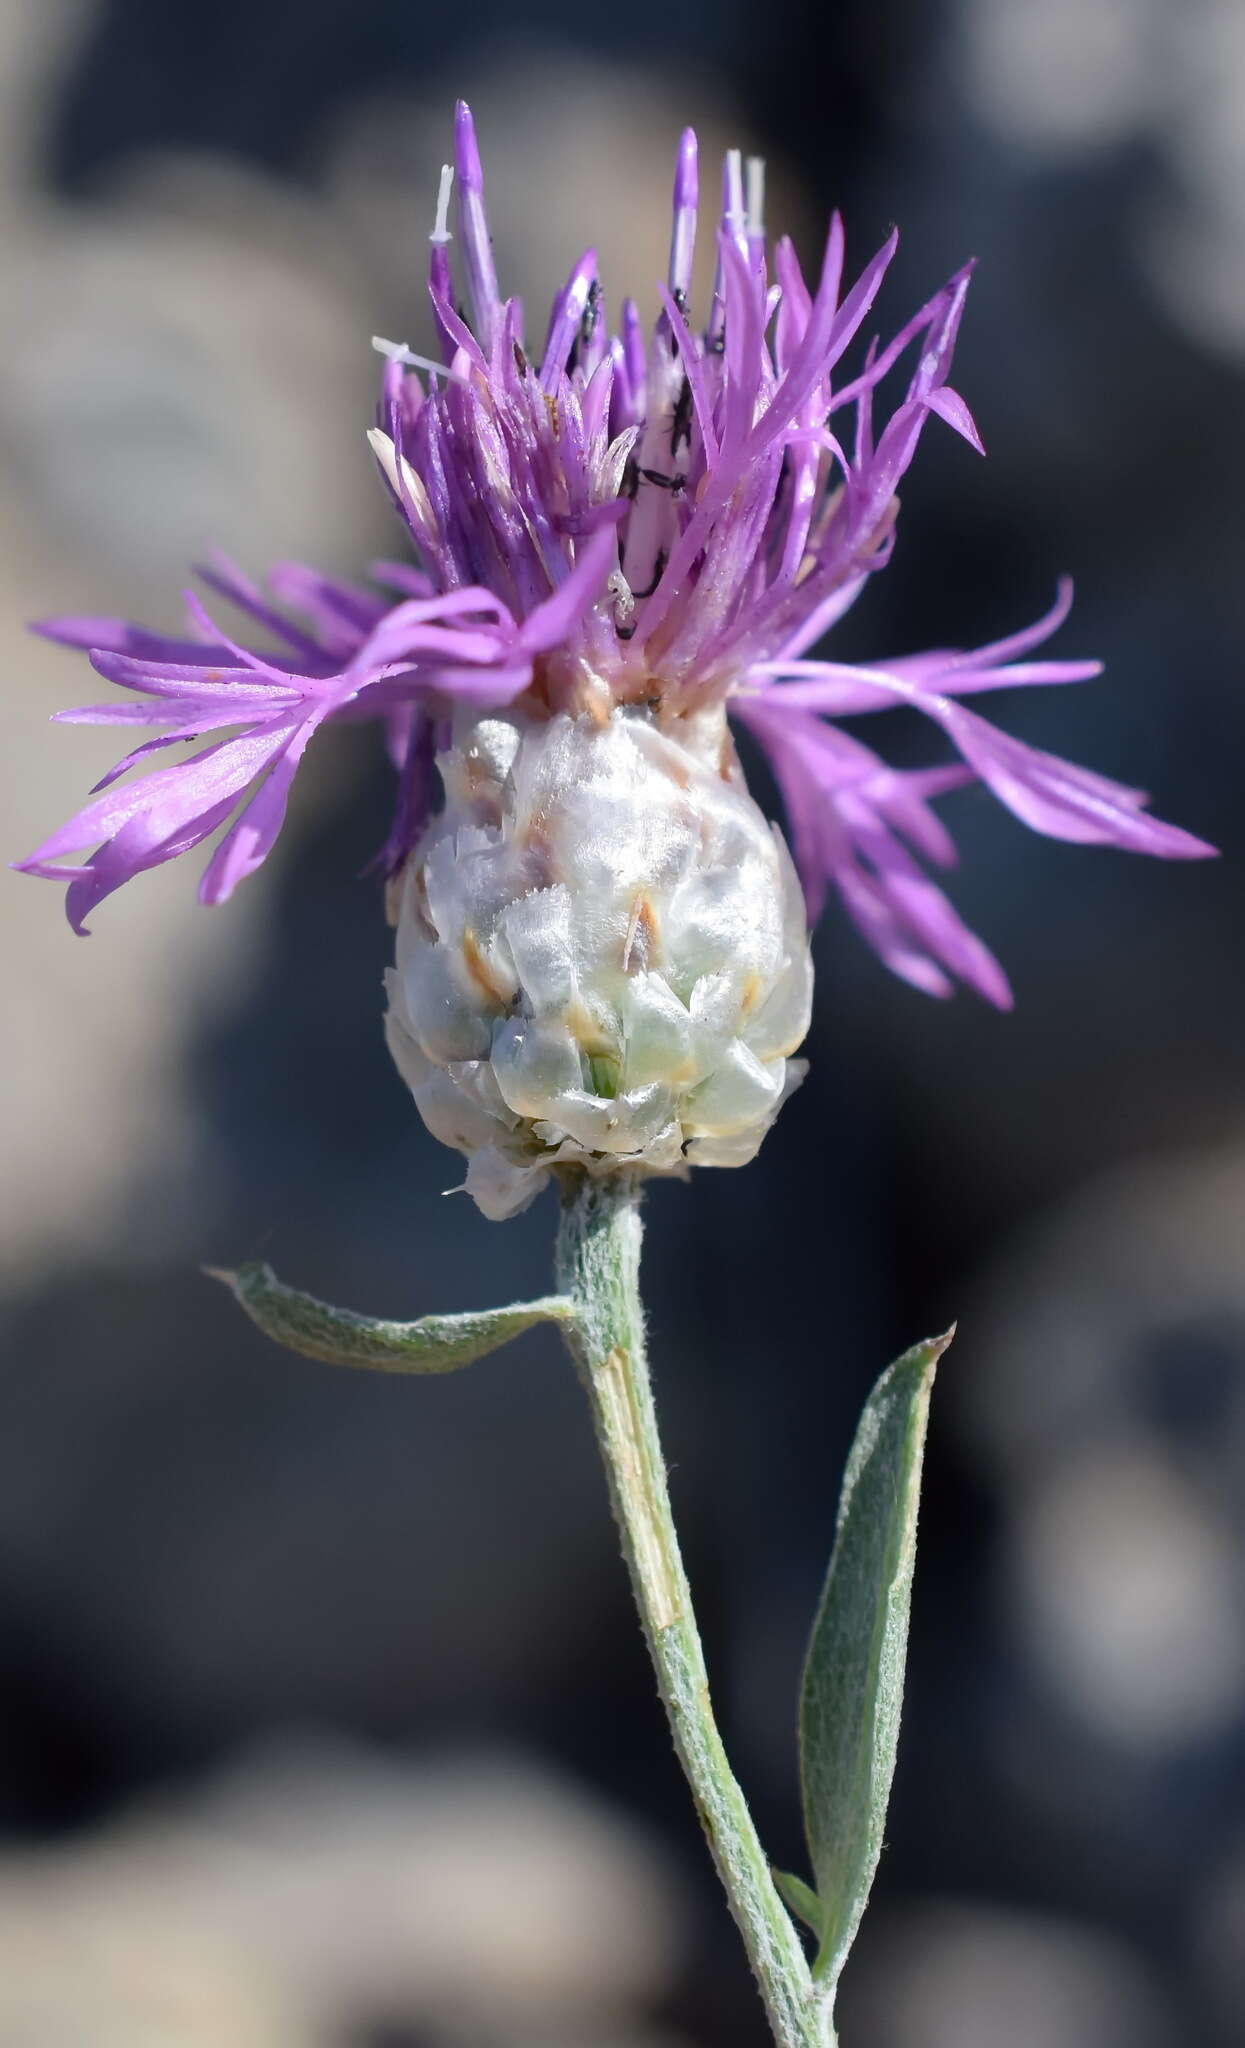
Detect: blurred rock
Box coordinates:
(1194, 1836, 1245, 2047)
(1006, 1437, 1245, 1749)
(956, 0, 1245, 360)
(0, 6, 386, 1281)
(958, 1138, 1245, 1482)
(0, 0, 89, 236)
(941, 1138, 1245, 1905)
(956, 0, 1161, 156)
(0, 1736, 691, 2046)
(839, 1901, 1178, 2048)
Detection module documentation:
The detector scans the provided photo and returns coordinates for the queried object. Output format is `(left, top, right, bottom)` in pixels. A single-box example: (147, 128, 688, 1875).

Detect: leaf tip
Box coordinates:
(901, 1322, 955, 1375)
(203, 1260, 274, 1304)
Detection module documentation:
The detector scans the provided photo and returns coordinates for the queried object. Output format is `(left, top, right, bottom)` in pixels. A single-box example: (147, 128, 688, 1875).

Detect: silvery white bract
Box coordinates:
(385, 707, 813, 1217)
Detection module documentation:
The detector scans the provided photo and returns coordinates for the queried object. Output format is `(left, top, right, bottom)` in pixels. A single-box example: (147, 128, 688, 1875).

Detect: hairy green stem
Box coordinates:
(556, 1176, 828, 2048)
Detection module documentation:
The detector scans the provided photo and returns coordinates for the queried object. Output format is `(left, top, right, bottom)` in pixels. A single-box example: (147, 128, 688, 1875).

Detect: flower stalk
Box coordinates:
(555, 1174, 828, 2048)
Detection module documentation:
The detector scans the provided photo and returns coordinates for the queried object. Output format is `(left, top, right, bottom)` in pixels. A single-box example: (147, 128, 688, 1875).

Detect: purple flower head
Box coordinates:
(17, 103, 1213, 1000)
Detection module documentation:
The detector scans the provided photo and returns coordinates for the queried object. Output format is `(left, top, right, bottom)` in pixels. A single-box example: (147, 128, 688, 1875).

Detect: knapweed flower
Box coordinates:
(18, 104, 1212, 1215)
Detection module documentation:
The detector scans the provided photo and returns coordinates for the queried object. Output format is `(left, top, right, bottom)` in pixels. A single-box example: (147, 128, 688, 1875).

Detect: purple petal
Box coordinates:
(940, 706, 1218, 857)
(656, 285, 719, 460)
(372, 705, 438, 877)
(828, 264, 974, 415)
(747, 652, 1098, 716)
(416, 660, 533, 705)
(742, 698, 1011, 1004)
(20, 724, 293, 866)
(540, 248, 598, 390)
(198, 717, 322, 903)
(369, 560, 436, 600)
(33, 616, 238, 664)
(193, 553, 330, 664)
(668, 127, 698, 300)
(923, 383, 985, 453)
(53, 700, 219, 728)
(352, 588, 516, 672)
(180, 589, 327, 685)
(454, 100, 502, 351)
(838, 795, 1012, 1007)
(265, 563, 388, 654)
(517, 523, 620, 656)
(61, 786, 249, 933)
(935, 577, 1076, 673)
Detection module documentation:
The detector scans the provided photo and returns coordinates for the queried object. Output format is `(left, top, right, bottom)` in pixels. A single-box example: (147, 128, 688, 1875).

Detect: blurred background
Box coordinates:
(2, 1, 1243, 2042)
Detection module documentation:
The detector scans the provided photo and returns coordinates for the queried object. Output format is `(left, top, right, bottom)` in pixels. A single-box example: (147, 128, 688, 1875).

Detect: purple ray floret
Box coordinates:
(17, 101, 1213, 994)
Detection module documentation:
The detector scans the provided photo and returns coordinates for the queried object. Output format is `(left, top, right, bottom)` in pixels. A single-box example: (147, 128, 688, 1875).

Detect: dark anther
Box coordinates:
(566, 278, 603, 373)
(621, 456, 640, 501)
(513, 340, 529, 374)
(639, 467, 687, 496)
(672, 287, 689, 315)
(670, 376, 693, 455)
(580, 278, 602, 347)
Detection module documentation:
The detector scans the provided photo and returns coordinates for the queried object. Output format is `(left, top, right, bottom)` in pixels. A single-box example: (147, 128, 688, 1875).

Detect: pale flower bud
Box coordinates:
(385, 706, 813, 1218)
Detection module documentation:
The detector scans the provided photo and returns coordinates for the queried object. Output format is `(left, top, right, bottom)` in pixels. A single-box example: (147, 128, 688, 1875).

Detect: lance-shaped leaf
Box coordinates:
(210, 1260, 576, 1373)
(798, 1328, 952, 1989)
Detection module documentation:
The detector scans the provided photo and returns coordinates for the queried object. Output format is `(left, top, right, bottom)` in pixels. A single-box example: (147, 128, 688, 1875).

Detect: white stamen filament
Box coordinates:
(669, 210, 696, 301)
(746, 156, 766, 240)
(724, 149, 747, 250)
(370, 336, 472, 385)
(430, 163, 454, 244)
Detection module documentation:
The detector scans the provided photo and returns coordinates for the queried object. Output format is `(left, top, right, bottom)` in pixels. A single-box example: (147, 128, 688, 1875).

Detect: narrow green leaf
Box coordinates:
(772, 1868, 823, 1937)
(800, 1327, 953, 1988)
(208, 1260, 577, 1373)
